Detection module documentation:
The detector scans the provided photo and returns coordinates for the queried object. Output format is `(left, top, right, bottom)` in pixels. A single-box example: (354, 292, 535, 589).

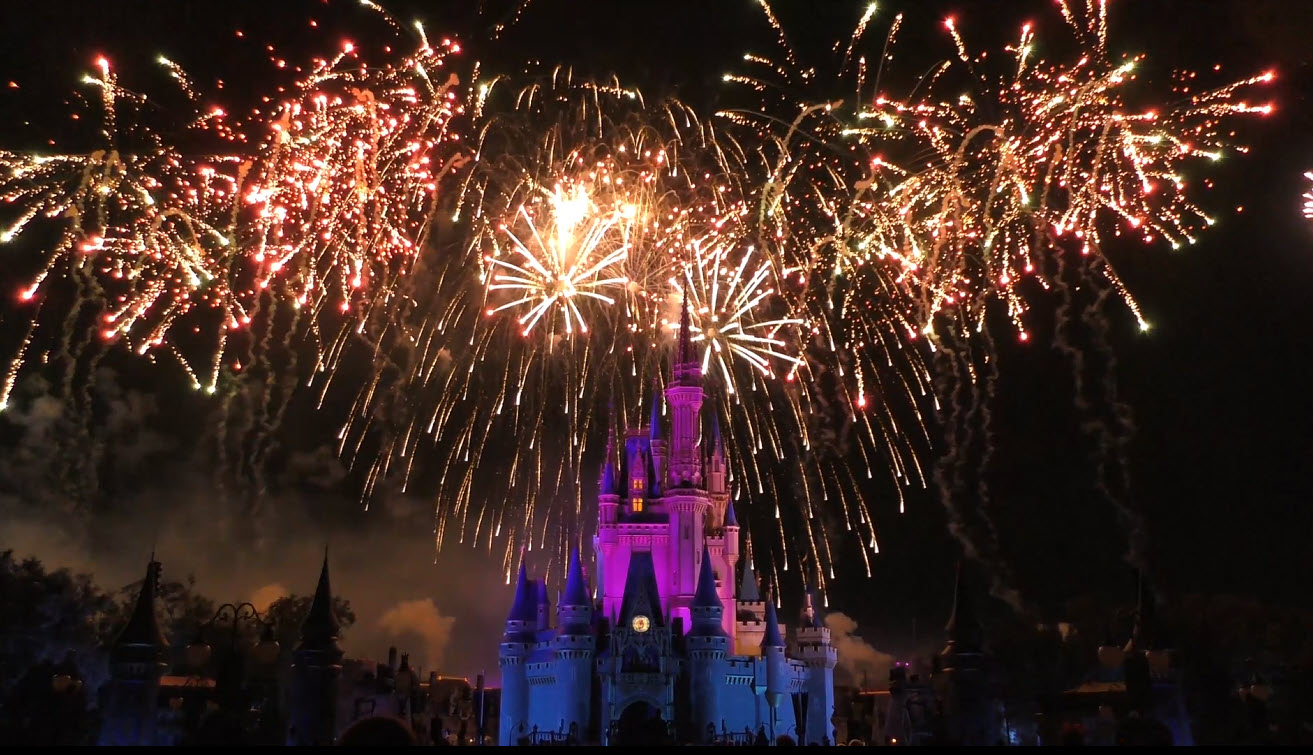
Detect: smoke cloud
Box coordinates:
(825, 611, 894, 688)
(377, 598, 458, 672)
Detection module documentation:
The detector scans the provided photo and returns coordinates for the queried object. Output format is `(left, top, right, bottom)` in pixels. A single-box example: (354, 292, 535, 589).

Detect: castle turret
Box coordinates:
(706, 411, 728, 519)
(649, 381, 667, 487)
(667, 294, 703, 487)
(98, 555, 168, 746)
(795, 588, 837, 744)
(761, 594, 787, 726)
(554, 549, 596, 740)
(935, 561, 997, 746)
(499, 562, 535, 745)
(287, 552, 345, 745)
(688, 547, 730, 742)
(665, 300, 709, 621)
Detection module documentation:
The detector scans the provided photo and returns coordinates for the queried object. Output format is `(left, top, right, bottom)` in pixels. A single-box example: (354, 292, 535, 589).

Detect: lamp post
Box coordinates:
(186, 602, 281, 744)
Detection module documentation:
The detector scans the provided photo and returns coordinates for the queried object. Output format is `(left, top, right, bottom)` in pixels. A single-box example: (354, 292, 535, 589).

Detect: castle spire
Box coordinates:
(300, 549, 340, 646)
(672, 288, 701, 387)
(724, 501, 738, 528)
(694, 547, 721, 609)
(562, 548, 590, 607)
(739, 553, 761, 602)
(1126, 570, 1158, 652)
(648, 378, 663, 441)
(115, 555, 166, 652)
(762, 592, 785, 648)
(507, 561, 537, 623)
(945, 560, 982, 653)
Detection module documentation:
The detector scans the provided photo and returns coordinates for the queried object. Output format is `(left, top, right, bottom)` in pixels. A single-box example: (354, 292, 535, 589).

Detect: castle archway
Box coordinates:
(613, 701, 669, 746)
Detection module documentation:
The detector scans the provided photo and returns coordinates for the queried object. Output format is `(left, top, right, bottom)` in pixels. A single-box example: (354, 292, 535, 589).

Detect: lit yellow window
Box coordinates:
(632, 478, 644, 490)
(631, 497, 644, 513)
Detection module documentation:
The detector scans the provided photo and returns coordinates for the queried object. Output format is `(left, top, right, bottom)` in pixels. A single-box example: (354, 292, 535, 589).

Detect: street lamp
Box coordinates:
(185, 602, 281, 743)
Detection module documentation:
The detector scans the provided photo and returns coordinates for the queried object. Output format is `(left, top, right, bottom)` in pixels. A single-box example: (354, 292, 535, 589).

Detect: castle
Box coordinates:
(497, 300, 838, 746)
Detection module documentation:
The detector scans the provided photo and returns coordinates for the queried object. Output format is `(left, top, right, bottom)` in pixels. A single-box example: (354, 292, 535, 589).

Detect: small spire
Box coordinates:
(711, 409, 724, 455)
(801, 588, 824, 629)
(536, 580, 550, 606)
(762, 592, 785, 648)
(115, 555, 166, 651)
(1126, 570, 1158, 652)
(724, 502, 739, 528)
(694, 547, 721, 609)
(562, 549, 590, 607)
(601, 456, 618, 496)
(739, 553, 761, 602)
(648, 379, 663, 441)
(945, 560, 982, 653)
(677, 289, 693, 365)
(507, 561, 537, 623)
(301, 550, 340, 646)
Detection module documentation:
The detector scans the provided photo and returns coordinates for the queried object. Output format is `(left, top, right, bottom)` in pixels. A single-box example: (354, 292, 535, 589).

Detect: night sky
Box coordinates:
(2, 0, 1311, 680)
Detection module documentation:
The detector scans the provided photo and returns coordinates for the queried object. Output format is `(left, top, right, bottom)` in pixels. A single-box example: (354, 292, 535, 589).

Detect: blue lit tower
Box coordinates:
(499, 562, 536, 745)
(687, 546, 730, 742)
(288, 553, 345, 745)
(762, 594, 787, 736)
(795, 589, 837, 744)
(98, 556, 167, 746)
(553, 548, 596, 738)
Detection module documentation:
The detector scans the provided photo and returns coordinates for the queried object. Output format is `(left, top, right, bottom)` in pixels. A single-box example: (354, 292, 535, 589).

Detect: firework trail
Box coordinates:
(723, 0, 1273, 603)
(0, 1, 1273, 601)
(0, 17, 468, 505)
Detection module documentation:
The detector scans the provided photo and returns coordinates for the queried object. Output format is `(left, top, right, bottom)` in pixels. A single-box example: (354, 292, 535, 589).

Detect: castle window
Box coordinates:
(632, 478, 644, 490)
(631, 497, 644, 513)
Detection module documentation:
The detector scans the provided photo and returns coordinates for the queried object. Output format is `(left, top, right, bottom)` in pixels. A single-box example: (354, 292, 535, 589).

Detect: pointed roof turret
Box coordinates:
(694, 547, 722, 609)
(944, 560, 983, 653)
(677, 290, 693, 365)
(507, 561, 537, 623)
(711, 409, 725, 455)
(115, 555, 167, 652)
(800, 586, 824, 629)
(300, 550, 341, 647)
(762, 592, 785, 648)
(562, 548, 590, 607)
(1126, 570, 1159, 652)
(648, 379, 663, 442)
(724, 502, 739, 528)
(536, 580, 550, 606)
(739, 555, 761, 602)
(601, 456, 619, 496)
(673, 289, 701, 386)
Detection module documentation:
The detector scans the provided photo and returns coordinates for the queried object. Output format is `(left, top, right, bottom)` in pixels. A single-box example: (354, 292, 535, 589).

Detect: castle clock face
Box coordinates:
(632, 615, 651, 633)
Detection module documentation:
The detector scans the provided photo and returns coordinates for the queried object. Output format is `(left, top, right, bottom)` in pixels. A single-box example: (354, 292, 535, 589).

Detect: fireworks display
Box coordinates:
(0, 1, 1274, 597)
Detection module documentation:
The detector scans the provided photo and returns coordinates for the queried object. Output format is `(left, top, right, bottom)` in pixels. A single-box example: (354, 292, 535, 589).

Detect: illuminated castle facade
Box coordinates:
(498, 301, 837, 746)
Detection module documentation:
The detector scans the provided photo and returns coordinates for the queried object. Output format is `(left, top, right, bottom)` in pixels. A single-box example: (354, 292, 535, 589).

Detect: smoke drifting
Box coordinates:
(0, 371, 516, 681)
(824, 611, 894, 687)
(377, 598, 458, 671)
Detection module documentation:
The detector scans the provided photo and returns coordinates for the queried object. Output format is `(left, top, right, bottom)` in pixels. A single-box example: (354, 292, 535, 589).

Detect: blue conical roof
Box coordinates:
(649, 382, 663, 441)
(601, 456, 618, 495)
(762, 592, 785, 648)
(507, 561, 537, 623)
(562, 548, 590, 607)
(724, 502, 738, 528)
(739, 557, 761, 602)
(694, 547, 721, 609)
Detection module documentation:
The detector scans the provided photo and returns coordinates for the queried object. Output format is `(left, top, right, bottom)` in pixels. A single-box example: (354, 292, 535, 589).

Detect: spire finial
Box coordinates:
(677, 287, 693, 366)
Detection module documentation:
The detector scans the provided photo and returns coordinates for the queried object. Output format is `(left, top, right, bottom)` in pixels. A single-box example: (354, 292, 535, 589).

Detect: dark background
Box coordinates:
(1, 0, 1311, 673)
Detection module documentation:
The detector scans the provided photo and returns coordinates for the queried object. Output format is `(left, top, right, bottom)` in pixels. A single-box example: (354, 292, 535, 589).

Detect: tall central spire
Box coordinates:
(673, 289, 701, 387)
